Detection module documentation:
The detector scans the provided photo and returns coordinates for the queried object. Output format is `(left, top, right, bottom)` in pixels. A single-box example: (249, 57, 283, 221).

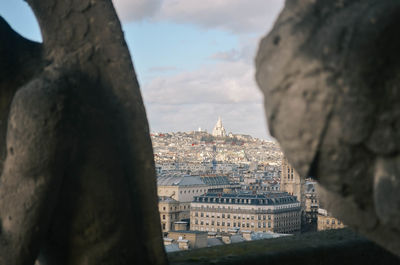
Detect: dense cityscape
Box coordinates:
(153, 118, 344, 252)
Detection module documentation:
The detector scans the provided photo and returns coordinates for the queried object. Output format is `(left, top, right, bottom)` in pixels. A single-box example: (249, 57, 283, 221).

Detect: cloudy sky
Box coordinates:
(1, 0, 284, 139)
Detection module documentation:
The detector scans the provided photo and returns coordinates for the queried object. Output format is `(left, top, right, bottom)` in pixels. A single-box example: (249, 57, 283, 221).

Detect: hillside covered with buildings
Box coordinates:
(153, 118, 344, 252)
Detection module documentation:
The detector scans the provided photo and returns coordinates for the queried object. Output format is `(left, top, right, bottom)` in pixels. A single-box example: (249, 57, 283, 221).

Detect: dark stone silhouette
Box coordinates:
(256, 0, 400, 256)
(0, 1, 167, 264)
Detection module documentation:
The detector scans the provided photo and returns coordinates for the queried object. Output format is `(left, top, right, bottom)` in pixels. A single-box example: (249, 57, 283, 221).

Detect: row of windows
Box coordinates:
(320, 219, 342, 225)
(193, 219, 272, 228)
(196, 197, 295, 205)
(193, 211, 299, 220)
(193, 227, 273, 233)
(193, 212, 273, 220)
(161, 205, 189, 211)
(193, 219, 300, 227)
(194, 204, 299, 211)
(162, 213, 179, 220)
(180, 189, 206, 194)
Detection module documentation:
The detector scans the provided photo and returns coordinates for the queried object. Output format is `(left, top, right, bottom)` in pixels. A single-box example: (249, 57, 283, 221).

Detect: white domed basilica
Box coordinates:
(212, 117, 226, 137)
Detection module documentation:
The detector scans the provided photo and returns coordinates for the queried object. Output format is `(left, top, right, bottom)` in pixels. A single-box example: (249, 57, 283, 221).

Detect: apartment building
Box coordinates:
(190, 192, 301, 234)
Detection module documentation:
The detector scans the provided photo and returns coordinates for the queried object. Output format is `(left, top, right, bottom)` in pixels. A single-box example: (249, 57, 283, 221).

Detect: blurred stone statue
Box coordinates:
(0, 0, 167, 264)
(256, 0, 400, 256)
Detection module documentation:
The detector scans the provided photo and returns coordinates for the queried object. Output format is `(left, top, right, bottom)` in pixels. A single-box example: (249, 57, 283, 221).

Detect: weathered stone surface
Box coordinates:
(256, 0, 400, 256)
(0, 1, 167, 264)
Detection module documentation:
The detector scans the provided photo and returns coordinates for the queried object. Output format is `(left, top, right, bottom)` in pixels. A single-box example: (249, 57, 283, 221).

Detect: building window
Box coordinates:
(162, 215, 165, 220)
(162, 223, 166, 230)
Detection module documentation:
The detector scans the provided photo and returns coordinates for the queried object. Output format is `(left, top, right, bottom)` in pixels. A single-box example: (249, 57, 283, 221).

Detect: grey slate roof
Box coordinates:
(157, 175, 206, 186)
(193, 191, 298, 206)
(200, 176, 231, 186)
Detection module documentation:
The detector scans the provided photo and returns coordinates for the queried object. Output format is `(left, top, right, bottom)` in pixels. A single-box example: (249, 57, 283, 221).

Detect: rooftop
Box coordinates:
(158, 175, 206, 187)
(169, 230, 208, 235)
(193, 191, 298, 206)
(200, 176, 232, 186)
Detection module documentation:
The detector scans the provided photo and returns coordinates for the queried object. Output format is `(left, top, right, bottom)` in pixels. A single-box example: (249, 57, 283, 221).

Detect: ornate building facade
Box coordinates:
(190, 192, 301, 234)
(281, 157, 305, 209)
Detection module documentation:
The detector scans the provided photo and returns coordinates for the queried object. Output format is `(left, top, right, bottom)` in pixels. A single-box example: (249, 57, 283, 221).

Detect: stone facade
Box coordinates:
(281, 157, 305, 208)
(317, 209, 346, 231)
(159, 197, 181, 233)
(190, 192, 301, 234)
(304, 181, 319, 232)
(157, 175, 210, 222)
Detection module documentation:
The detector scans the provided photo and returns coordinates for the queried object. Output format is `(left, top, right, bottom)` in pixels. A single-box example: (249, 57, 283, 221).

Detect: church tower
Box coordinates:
(281, 156, 305, 210)
(212, 117, 226, 137)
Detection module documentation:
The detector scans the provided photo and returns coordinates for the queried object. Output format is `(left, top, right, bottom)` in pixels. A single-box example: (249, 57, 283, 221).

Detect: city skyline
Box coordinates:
(151, 116, 275, 140)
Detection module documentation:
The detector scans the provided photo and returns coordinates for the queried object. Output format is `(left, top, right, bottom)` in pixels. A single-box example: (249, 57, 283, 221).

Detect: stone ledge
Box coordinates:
(168, 229, 400, 265)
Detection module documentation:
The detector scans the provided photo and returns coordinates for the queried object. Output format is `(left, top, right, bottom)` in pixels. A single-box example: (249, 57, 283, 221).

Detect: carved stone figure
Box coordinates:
(256, 0, 400, 256)
(0, 1, 167, 264)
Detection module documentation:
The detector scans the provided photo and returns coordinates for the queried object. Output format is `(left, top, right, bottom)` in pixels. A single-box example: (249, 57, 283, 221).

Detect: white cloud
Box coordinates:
(112, 0, 162, 21)
(142, 60, 261, 105)
(156, 0, 284, 34)
(113, 0, 284, 34)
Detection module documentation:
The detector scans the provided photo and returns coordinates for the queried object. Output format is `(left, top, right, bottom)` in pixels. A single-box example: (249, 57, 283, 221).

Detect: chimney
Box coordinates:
(241, 230, 252, 241)
(163, 238, 174, 246)
(221, 233, 232, 244)
(177, 238, 189, 250)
